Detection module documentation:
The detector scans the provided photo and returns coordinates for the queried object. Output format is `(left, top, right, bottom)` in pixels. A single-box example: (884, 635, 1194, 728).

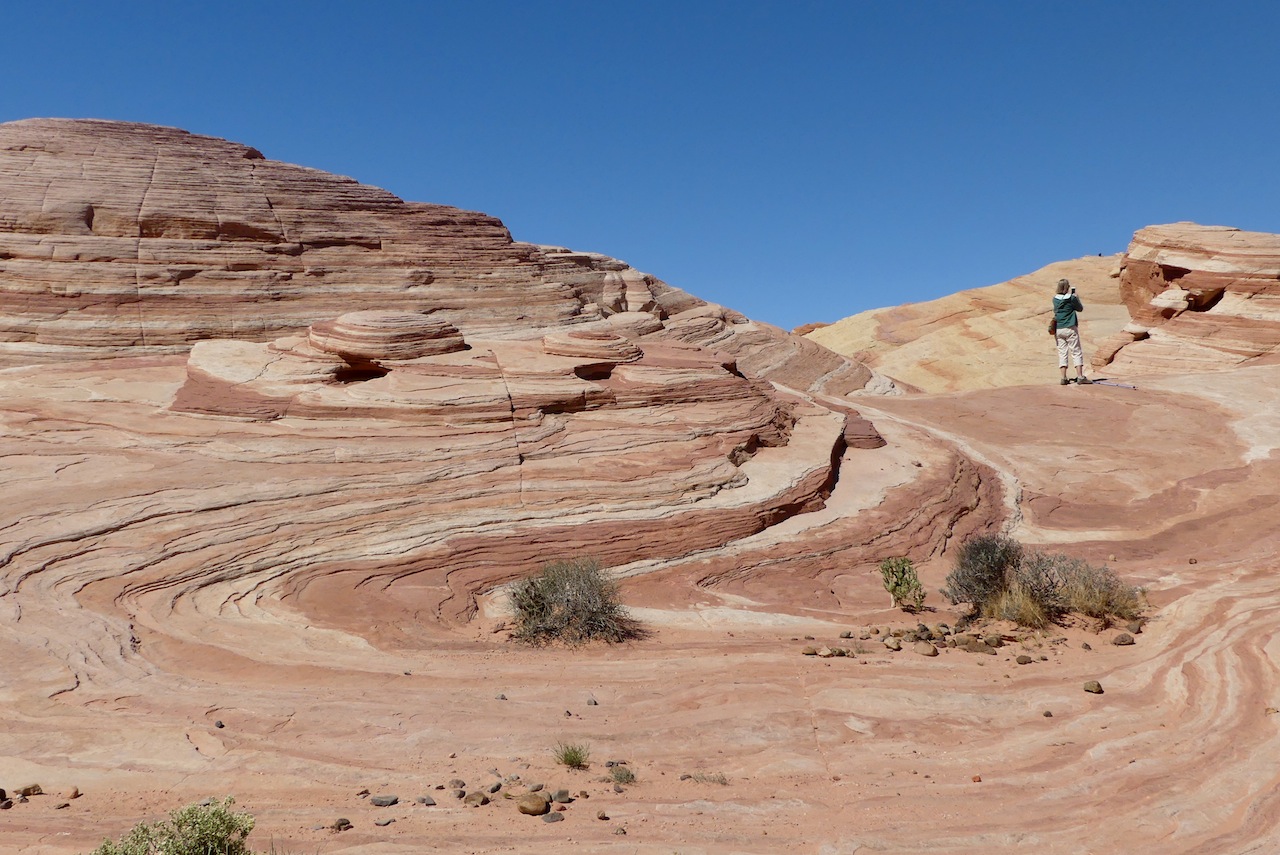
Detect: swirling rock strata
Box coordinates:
(0, 118, 892, 398)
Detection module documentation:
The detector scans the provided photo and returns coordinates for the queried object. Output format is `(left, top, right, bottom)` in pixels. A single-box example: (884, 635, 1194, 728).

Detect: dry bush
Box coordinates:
(941, 533, 1023, 615)
(944, 535, 1142, 629)
(1059, 559, 1145, 624)
(992, 583, 1053, 629)
(510, 558, 645, 645)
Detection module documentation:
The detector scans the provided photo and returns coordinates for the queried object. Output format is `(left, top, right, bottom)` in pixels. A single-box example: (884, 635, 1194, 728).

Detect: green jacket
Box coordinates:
(1053, 293, 1083, 328)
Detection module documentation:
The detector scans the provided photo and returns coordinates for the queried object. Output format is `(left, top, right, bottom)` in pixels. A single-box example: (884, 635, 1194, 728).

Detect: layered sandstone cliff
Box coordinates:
(805, 255, 1129, 392)
(1092, 223, 1280, 374)
(0, 118, 890, 397)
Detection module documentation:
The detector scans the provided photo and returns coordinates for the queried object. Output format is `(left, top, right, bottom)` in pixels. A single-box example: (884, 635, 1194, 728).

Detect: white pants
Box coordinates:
(1055, 325, 1083, 368)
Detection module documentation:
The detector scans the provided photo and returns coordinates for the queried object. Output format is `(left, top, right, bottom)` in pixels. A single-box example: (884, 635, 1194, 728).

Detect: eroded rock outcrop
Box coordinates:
(806, 255, 1128, 392)
(0, 118, 890, 398)
(1094, 223, 1280, 373)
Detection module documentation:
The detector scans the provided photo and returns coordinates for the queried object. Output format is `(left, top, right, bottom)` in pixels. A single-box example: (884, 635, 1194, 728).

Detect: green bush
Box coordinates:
(510, 558, 644, 645)
(92, 797, 254, 855)
(553, 741, 591, 769)
(608, 764, 637, 785)
(878, 557, 926, 612)
(942, 534, 1142, 628)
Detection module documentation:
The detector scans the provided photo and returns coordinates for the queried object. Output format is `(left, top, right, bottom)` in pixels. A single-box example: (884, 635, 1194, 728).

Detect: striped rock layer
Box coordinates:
(1094, 222, 1280, 374)
(0, 118, 889, 398)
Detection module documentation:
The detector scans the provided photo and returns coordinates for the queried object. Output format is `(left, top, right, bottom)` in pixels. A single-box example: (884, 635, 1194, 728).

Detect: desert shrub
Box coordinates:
(509, 558, 644, 645)
(1058, 559, 1145, 624)
(878, 557, 926, 612)
(941, 534, 1023, 614)
(992, 583, 1053, 629)
(92, 797, 254, 855)
(553, 741, 591, 769)
(608, 765, 636, 785)
(943, 535, 1142, 628)
(1011, 551, 1070, 619)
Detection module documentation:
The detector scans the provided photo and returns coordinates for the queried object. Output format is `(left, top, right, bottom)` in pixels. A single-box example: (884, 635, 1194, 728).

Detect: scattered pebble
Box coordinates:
(331, 818, 352, 832)
(374, 818, 395, 827)
(495, 694, 507, 700)
(486, 781, 502, 794)
(1081, 642, 1092, 651)
(463, 791, 490, 807)
(971, 775, 982, 783)
(370, 795, 398, 808)
(416, 796, 436, 806)
(587, 697, 599, 706)
(597, 809, 610, 820)
(1043, 710, 1054, 717)
(214, 720, 224, 729)
(1016, 655, 1033, 665)
(542, 812, 565, 823)
(1112, 632, 1135, 646)
(1084, 681, 1105, 694)
(614, 827, 627, 835)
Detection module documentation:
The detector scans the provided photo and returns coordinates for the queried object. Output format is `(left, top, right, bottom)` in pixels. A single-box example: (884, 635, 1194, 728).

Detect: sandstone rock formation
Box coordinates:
(4, 120, 1279, 855)
(805, 255, 1129, 392)
(0, 118, 889, 398)
(1092, 223, 1280, 374)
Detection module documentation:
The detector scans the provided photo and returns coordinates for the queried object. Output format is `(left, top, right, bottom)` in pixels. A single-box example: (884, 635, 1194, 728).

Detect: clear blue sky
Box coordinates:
(4, 1, 1278, 330)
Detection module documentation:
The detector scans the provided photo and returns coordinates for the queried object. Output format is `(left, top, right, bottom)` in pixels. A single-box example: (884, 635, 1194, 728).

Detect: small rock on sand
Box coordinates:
(1084, 681, 1104, 694)
(517, 792, 550, 816)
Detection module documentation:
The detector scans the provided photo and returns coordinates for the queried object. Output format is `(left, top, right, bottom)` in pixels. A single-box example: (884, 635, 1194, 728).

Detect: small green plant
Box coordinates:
(608, 765, 636, 785)
(510, 558, 645, 645)
(553, 741, 591, 769)
(91, 797, 254, 855)
(878, 557, 926, 612)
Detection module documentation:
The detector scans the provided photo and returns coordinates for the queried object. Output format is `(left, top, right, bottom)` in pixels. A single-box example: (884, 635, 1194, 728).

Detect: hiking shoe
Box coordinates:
(1060, 378, 1070, 385)
(1078, 377, 1093, 385)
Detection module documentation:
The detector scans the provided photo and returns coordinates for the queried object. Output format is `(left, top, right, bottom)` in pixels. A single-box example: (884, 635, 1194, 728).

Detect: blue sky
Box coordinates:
(4, 2, 1278, 330)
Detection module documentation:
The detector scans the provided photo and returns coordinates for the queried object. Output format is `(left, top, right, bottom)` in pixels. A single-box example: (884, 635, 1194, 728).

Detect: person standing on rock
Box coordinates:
(1053, 279, 1091, 385)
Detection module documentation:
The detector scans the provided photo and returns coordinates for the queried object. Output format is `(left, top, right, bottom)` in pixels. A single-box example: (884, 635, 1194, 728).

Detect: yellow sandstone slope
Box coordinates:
(805, 255, 1129, 392)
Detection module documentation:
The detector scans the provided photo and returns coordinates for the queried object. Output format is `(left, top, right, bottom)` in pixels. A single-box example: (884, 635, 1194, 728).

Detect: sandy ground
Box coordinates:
(5, 364, 1280, 854)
